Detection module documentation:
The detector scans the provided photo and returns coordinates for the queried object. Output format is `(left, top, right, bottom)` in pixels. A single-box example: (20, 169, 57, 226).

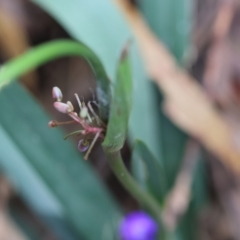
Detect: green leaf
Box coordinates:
(138, 0, 191, 187)
(0, 82, 121, 240)
(0, 40, 110, 118)
(131, 140, 167, 204)
(138, 0, 192, 188)
(103, 47, 133, 151)
(138, 2, 208, 240)
(0, 40, 105, 85)
(159, 111, 188, 188)
(0, 0, 163, 160)
(31, 0, 130, 81)
(0, 39, 132, 153)
(139, 0, 192, 61)
(128, 48, 164, 166)
(30, 0, 165, 166)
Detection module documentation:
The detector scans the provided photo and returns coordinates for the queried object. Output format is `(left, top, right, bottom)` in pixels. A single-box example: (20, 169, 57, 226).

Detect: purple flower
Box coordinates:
(119, 211, 158, 240)
(78, 139, 89, 152)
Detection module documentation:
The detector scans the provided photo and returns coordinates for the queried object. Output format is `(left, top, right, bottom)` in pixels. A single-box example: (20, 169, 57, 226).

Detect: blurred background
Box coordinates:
(0, 0, 240, 239)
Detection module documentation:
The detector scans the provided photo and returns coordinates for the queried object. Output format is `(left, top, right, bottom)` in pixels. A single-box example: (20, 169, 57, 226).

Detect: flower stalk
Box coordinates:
(105, 150, 163, 226)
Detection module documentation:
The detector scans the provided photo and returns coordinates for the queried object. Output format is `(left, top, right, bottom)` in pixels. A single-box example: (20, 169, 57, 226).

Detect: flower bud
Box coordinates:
(119, 211, 158, 240)
(78, 139, 89, 152)
(48, 120, 58, 128)
(54, 102, 72, 113)
(52, 86, 63, 102)
(80, 106, 88, 119)
(67, 101, 74, 112)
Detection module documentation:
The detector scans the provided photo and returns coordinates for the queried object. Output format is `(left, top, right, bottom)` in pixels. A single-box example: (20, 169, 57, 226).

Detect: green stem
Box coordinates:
(105, 150, 163, 225)
(0, 39, 108, 89)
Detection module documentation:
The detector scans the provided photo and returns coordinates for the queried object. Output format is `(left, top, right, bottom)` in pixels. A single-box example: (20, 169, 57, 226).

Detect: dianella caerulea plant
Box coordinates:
(0, 0, 205, 240)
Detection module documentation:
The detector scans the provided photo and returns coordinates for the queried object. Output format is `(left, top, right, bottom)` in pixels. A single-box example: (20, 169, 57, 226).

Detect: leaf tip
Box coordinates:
(120, 39, 132, 61)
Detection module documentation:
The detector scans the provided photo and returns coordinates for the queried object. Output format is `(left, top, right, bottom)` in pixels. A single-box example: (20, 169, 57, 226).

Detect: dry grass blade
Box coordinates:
(0, 213, 28, 240)
(113, 0, 240, 175)
(162, 139, 200, 231)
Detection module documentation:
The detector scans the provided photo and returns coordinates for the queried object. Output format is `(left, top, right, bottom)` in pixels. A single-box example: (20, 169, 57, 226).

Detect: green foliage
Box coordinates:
(139, 0, 191, 189)
(0, 1, 136, 237)
(137, 0, 192, 188)
(0, 40, 110, 119)
(128, 50, 164, 166)
(139, 0, 192, 60)
(31, 0, 130, 81)
(138, 1, 208, 240)
(103, 48, 132, 151)
(131, 140, 167, 204)
(0, 82, 121, 240)
(0, 0, 208, 239)
(159, 110, 188, 189)
(0, 40, 107, 88)
(31, 0, 164, 166)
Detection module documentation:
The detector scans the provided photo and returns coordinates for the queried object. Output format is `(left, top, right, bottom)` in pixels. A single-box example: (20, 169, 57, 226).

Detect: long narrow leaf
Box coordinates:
(131, 140, 167, 204)
(0, 82, 121, 240)
(103, 47, 132, 151)
(31, 0, 165, 165)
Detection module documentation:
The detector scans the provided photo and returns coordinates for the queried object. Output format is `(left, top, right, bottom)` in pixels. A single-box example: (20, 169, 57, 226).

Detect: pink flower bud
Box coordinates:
(52, 86, 63, 102)
(54, 102, 72, 113)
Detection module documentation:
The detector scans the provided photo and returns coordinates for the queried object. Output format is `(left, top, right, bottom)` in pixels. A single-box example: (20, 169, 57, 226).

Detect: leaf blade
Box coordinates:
(131, 140, 167, 205)
(103, 47, 133, 150)
(0, 82, 121, 240)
